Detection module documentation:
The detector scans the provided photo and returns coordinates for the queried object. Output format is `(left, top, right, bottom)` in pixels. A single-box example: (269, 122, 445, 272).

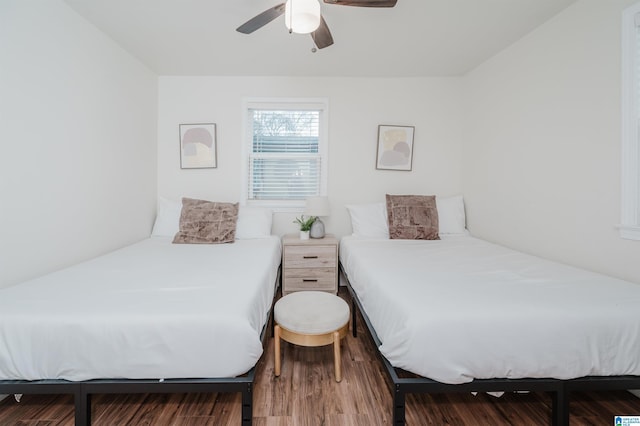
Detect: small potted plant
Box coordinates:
(293, 215, 316, 240)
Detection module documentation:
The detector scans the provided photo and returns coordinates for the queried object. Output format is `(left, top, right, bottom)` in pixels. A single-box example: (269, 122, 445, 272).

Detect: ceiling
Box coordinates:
(63, 0, 578, 77)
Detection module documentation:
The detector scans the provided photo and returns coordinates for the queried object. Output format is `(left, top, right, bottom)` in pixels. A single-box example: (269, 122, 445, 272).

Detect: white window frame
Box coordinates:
(241, 98, 329, 212)
(621, 3, 640, 240)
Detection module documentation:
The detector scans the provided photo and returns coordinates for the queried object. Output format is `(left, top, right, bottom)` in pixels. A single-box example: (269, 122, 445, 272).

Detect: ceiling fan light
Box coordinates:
(285, 0, 321, 34)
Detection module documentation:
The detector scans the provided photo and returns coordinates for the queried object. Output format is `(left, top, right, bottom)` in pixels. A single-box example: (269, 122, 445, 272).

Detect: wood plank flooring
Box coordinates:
(1, 289, 639, 425)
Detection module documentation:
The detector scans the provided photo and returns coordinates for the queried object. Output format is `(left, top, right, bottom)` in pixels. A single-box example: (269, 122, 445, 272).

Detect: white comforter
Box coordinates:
(0, 236, 281, 381)
(340, 236, 640, 384)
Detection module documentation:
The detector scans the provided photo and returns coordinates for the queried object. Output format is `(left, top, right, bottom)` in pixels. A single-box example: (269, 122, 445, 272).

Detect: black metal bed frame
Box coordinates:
(341, 262, 640, 426)
(0, 270, 281, 426)
(0, 374, 255, 426)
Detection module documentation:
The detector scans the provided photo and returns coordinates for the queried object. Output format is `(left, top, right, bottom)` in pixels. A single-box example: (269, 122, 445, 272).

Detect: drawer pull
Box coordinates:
(303, 255, 319, 259)
(303, 279, 318, 282)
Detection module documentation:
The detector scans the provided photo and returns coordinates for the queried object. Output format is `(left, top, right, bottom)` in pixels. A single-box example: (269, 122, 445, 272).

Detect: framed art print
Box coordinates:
(179, 123, 217, 169)
(375, 125, 415, 171)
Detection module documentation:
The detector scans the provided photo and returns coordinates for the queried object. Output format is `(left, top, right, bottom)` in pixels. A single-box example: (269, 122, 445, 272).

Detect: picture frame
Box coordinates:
(375, 125, 415, 171)
(179, 123, 217, 169)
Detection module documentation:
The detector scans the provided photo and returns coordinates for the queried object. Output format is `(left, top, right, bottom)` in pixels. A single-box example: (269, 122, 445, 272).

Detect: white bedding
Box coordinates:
(0, 236, 281, 381)
(340, 235, 640, 384)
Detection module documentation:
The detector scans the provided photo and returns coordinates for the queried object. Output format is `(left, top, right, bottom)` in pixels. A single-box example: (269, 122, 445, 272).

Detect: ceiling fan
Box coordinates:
(236, 0, 397, 50)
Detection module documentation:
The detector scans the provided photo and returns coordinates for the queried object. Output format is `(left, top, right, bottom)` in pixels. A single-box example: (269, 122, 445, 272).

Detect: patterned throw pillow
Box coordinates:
(172, 198, 239, 244)
(386, 194, 440, 240)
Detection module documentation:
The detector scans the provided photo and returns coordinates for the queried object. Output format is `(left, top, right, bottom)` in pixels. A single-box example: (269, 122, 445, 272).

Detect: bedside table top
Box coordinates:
(282, 234, 338, 245)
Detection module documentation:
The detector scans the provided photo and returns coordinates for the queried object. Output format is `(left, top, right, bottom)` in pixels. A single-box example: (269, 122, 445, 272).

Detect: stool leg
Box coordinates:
(333, 330, 341, 382)
(274, 325, 281, 377)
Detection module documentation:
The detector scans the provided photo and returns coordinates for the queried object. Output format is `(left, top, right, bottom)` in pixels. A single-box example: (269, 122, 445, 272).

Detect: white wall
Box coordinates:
(7, 0, 634, 293)
(0, 1, 158, 288)
(157, 76, 463, 237)
(463, 0, 640, 283)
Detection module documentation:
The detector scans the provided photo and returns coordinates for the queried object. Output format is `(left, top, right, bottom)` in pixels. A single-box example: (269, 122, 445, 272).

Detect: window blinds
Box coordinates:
(248, 109, 322, 200)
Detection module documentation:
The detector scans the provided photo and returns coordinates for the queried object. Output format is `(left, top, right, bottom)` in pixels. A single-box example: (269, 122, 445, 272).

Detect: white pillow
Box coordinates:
(436, 195, 466, 235)
(345, 196, 467, 238)
(235, 206, 273, 239)
(151, 197, 182, 237)
(151, 199, 273, 239)
(345, 202, 389, 239)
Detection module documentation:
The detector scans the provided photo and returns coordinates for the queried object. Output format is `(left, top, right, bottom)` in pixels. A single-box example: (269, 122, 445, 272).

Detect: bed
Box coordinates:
(340, 196, 640, 425)
(0, 200, 282, 426)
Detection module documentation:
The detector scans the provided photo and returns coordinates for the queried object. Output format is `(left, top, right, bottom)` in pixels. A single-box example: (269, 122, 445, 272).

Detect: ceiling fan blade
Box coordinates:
(311, 16, 334, 49)
(323, 0, 397, 6)
(236, 3, 286, 34)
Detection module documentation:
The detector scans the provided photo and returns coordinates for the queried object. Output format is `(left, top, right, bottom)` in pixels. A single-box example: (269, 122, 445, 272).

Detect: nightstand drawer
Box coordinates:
(281, 234, 339, 295)
(283, 268, 336, 292)
(284, 245, 336, 268)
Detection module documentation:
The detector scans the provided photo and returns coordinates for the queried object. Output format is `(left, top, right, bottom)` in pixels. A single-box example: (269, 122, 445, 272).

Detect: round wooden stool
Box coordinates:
(274, 291, 350, 382)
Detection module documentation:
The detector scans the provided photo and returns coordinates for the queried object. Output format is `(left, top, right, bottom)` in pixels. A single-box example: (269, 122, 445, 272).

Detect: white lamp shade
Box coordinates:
(305, 196, 330, 217)
(285, 0, 321, 34)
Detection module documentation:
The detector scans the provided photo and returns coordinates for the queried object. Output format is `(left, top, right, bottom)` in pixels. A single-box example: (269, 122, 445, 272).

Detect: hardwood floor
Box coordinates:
(1, 289, 639, 425)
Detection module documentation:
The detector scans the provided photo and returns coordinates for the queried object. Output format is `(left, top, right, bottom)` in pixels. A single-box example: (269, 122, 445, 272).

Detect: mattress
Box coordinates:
(339, 235, 640, 384)
(0, 236, 282, 381)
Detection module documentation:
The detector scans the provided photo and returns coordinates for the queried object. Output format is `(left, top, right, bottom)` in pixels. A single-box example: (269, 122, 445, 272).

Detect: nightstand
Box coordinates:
(282, 234, 339, 295)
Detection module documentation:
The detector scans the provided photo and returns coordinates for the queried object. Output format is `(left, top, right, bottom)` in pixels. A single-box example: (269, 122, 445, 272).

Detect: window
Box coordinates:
(621, 3, 640, 240)
(242, 99, 328, 210)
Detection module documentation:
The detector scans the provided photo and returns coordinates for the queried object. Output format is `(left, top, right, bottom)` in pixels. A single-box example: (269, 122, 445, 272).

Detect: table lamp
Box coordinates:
(305, 196, 330, 238)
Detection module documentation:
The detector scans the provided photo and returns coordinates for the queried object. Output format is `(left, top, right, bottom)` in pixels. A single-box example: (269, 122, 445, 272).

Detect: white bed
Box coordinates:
(339, 235, 640, 385)
(0, 235, 282, 382)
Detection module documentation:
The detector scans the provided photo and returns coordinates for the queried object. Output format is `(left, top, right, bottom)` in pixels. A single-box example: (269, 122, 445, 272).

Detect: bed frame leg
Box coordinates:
(551, 388, 569, 426)
(241, 383, 253, 425)
(75, 390, 90, 426)
(393, 385, 406, 425)
(351, 298, 357, 338)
